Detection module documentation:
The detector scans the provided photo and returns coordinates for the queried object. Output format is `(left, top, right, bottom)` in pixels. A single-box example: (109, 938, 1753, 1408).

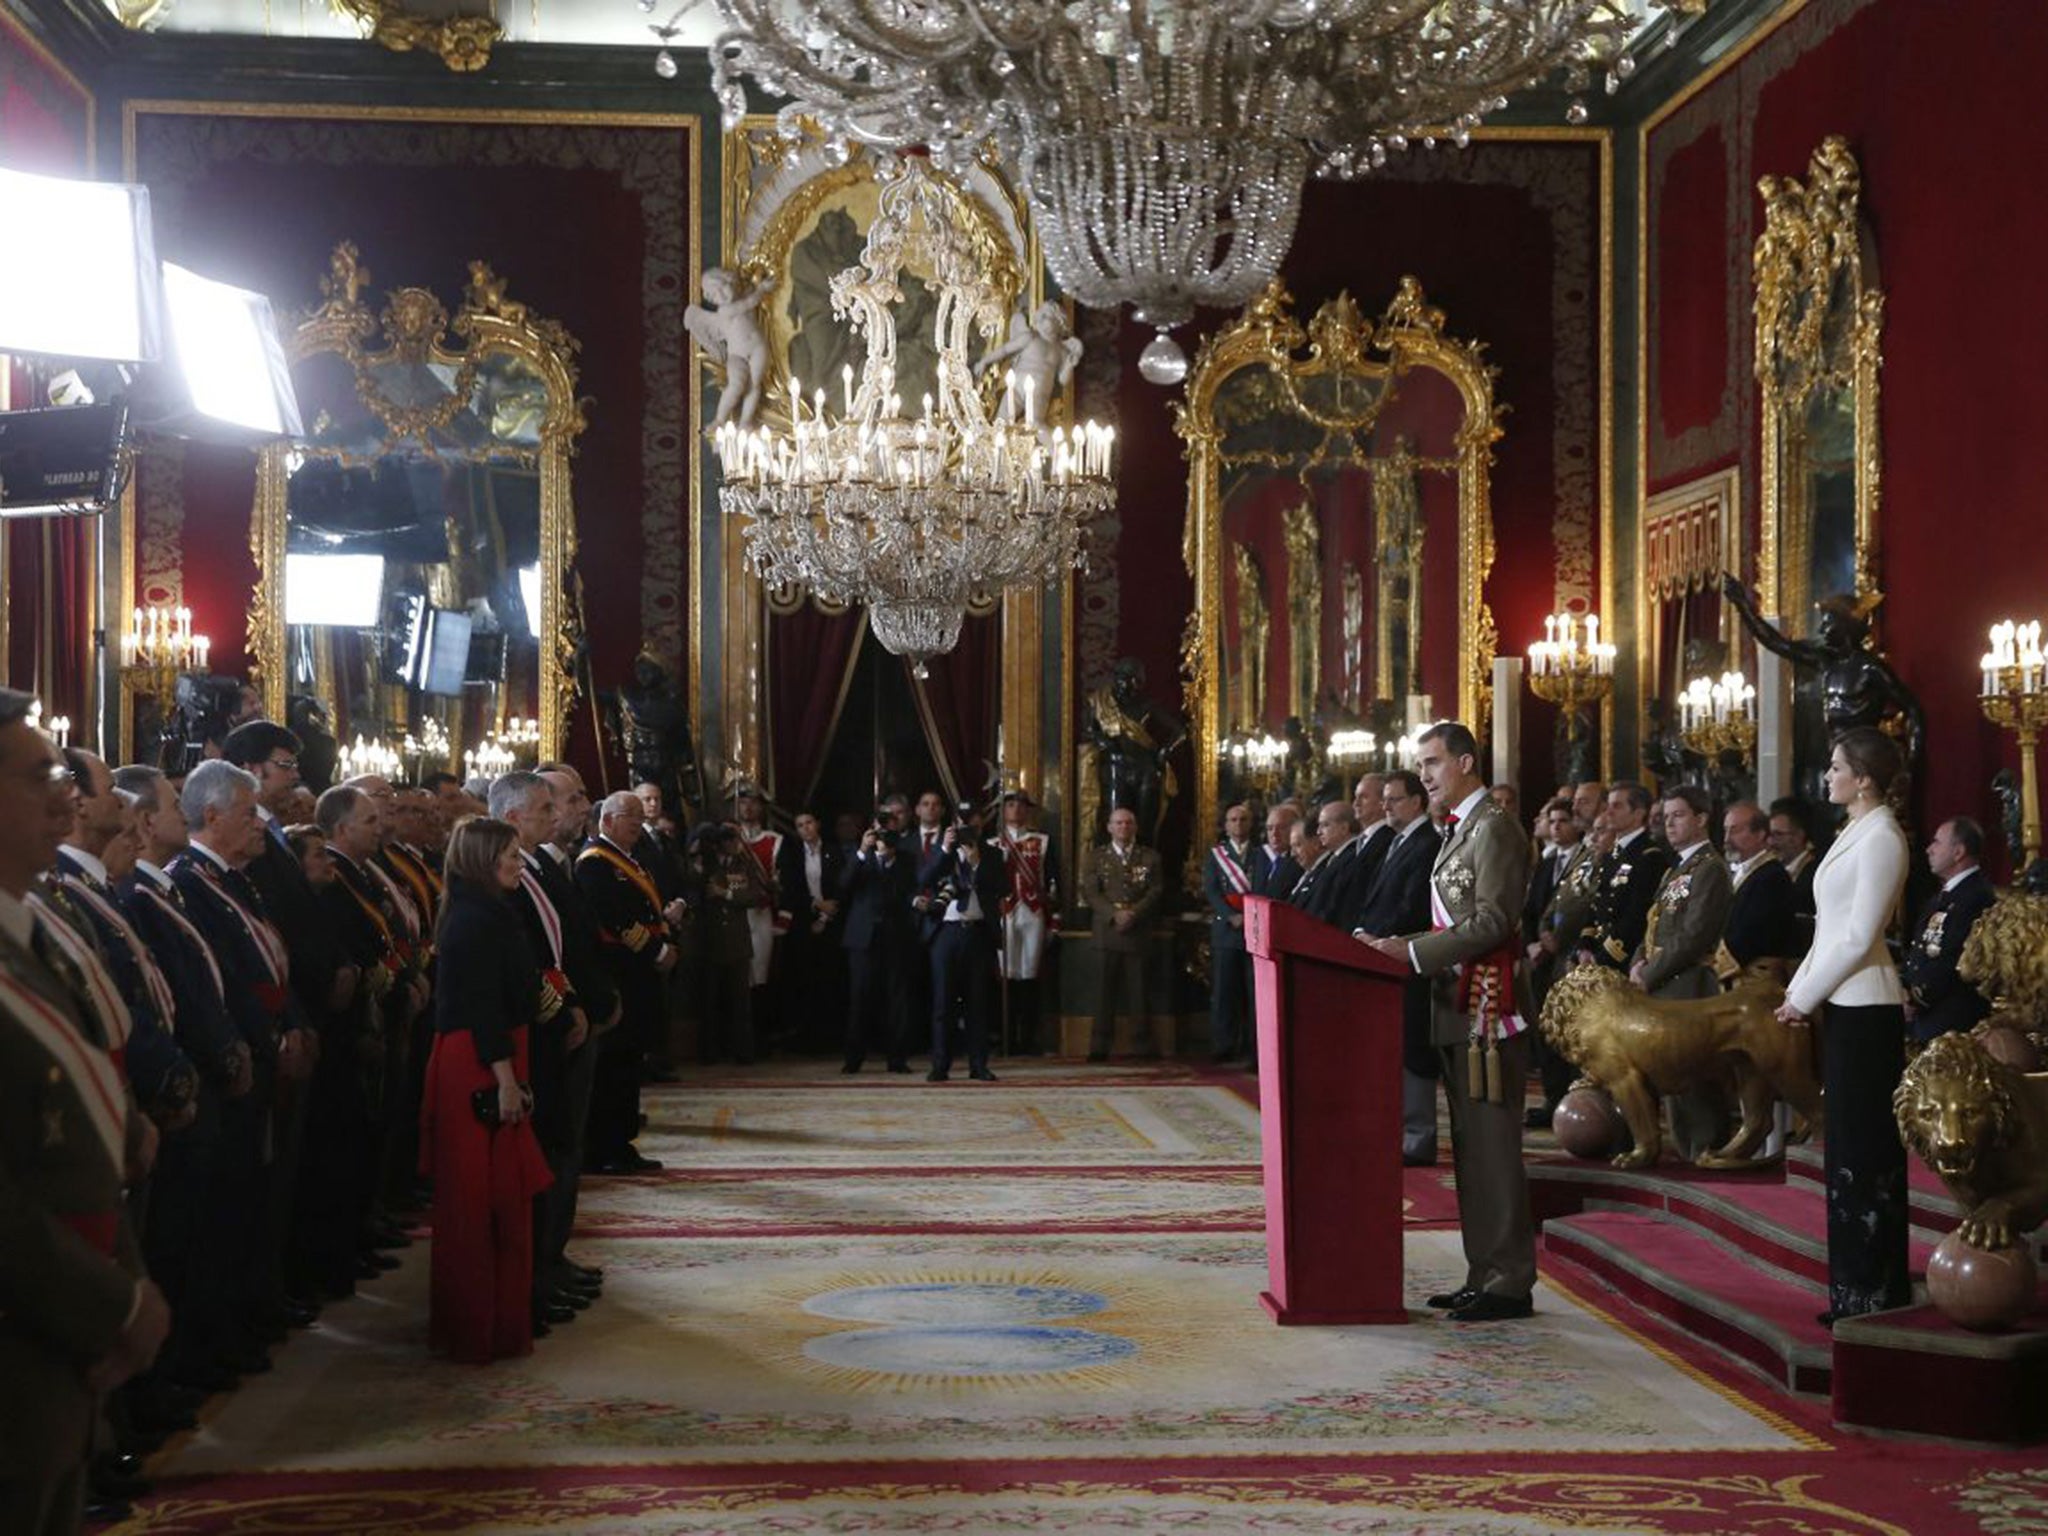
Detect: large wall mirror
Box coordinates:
(1754, 135, 1882, 636)
(251, 244, 585, 777)
(1179, 278, 1501, 844)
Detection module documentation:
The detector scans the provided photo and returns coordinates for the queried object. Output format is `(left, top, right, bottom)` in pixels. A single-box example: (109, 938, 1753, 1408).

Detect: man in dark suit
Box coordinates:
(923, 816, 1008, 1081)
(839, 815, 916, 1073)
(1579, 781, 1671, 973)
(777, 810, 847, 1053)
(0, 689, 171, 1536)
(1902, 816, 1996, 1044)
(1203, 801, 1269, 1064)
(1288, 800, 1359, 922)
(1349, 769, 1439, 1164)
(1357, 723, 1534, 1323)
(1717, 800, 1799, 980)
(1259, 804, 1304, 900)
(576, 792, 675, 1174)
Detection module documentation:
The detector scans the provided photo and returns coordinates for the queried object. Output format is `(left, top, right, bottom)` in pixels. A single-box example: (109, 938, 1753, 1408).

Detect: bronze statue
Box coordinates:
(1082, 658, 1184, 845)
(1992, 768, 2025, 868)
(606, 650, 703, 821)
(1895, 1032, 2048, 1250)
(1539, 962, 1823, 1170)
(1722, 575, 1925, 769)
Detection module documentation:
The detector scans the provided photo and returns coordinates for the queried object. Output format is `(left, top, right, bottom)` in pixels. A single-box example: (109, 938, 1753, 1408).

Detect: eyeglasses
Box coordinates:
(266, 756, 299, 771)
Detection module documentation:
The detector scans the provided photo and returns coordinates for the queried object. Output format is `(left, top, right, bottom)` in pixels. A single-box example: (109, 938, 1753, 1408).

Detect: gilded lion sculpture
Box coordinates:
(1959, 890, 2048, 1049)
(1894, 1031, 2048, 1250)
(1539, 963, 1822, 1170)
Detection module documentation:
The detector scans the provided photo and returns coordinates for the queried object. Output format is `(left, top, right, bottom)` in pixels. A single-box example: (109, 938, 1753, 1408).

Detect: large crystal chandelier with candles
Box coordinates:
(713, 156, 1114, 671)
(709, 0, 1641, 380)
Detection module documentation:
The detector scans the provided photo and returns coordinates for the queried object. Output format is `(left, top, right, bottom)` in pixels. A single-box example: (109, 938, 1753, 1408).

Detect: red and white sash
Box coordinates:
(519, 867, 565, 970)
(187, 859, 289, 988)
(26, 899, 134, 1055)
(133, 876, 226, 1001)
(1429, 872, 1526, 1039)
(56, 874, 177, 1034)
(1006, 832, 1049, 912)
(0, 961, 127, 1177)
(1212, 842, 1253, 909)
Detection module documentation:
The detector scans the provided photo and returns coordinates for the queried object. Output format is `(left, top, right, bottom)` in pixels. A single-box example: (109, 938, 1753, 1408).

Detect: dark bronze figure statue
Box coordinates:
(606, 650, 703, 822)
(1722, 574, 1925, 772)
(1083, 658, 1184, 845)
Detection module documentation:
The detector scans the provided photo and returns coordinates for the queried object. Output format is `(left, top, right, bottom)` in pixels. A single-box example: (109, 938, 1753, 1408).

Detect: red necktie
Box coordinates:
(1444, 812, 1460, 828)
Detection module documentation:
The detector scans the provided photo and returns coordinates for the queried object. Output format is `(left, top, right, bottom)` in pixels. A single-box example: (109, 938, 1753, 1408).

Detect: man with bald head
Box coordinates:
(576, 791, 675, 1174)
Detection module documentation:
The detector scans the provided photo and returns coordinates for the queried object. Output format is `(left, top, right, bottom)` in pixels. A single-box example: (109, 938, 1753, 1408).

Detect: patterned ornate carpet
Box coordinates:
(118, 1063, 2044, 1534)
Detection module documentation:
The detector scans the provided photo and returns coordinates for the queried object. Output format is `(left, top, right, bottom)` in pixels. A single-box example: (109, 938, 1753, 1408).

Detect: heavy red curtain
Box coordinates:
(767, 603, 864, 809)
(908, 611, 1000, 807)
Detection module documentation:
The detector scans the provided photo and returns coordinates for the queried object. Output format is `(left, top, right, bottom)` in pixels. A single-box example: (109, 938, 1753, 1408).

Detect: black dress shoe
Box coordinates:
(171, 1362, 241, 1396)
(1086, 1051, 1108, 1063)
(362, 1249, 402, 1271)
(531, 1315, 553, 1339)
(281, 1299, 321, 1328)
(82, 1498, 132, 1525)
(354, 1256, 385, 1280)
(623, 1151, 664, 1173)
(840, 1062, 862, 1074)
(569, 1261, 605, 1283)
(1426, 1287, 1479, 1311)
(550, 1287, 592, 1312)
(216, 1345, 272, 1376)
(1448, 1293, 1534, 1323)
(559, 1272, 602, 1296)
(926, 1069, 950, 1082)
(969, 1067, 997, 1081)
(1816, 1310, 1840, 1328)
(90, 1453, 150, 1502)
(1524, 1106, 1554, 1130)
(535, 1300, 576, 1326)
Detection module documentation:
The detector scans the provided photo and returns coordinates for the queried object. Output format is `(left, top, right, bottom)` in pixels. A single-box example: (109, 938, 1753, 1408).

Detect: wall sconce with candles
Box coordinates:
(1526, 611, 1616, 715)
(463, 737, 516, 786)
(336, 734, 401, 782)
(1678, 670, 1758, 765)
(1981, 619, 2048, 866)
(1218, 732, 1290, 796)
(1326, 728, 1379, 771)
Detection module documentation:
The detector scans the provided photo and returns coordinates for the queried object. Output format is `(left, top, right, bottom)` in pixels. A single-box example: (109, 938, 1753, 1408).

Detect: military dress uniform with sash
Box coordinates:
(576, 835, 670, 1163)
(0, 899, 147, 1536)
(1634, 843, 1734, 1158)
(1900, 867, 1996, 1044)
(1405, 792, 1535, 1306)
(998, 826, 1060, 1053)
(1203, 836, 1269, 1061)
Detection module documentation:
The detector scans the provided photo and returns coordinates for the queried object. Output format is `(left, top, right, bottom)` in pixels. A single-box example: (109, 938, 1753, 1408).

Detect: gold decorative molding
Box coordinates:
(1753, 134, 1883, 633)
(331, 0, 502, 72)
(250, 243, 586, 759)
(1177, 277, 1503, 849)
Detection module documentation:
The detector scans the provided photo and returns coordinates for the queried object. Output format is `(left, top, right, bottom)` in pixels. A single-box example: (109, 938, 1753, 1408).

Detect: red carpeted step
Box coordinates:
(1543, 1209, 1834, 1394)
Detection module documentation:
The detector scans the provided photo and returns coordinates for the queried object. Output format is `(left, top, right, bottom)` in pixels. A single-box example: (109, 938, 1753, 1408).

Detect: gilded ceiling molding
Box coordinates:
(331, 0, 503, 72)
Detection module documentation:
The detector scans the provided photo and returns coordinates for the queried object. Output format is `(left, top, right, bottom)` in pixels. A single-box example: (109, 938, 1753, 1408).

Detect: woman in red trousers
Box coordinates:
(420, 816, 553, 1363)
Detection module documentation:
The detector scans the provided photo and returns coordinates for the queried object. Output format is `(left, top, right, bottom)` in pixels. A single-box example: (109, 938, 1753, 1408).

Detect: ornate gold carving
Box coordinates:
(1538, 963, 1822, 1171)
(1177, 278, 1501, 849)
(1754, 135, 1883, 631)
(250, 243, 586, 758)
(330, 0, 502, 72)
(1896, 1031, 2048, 1251)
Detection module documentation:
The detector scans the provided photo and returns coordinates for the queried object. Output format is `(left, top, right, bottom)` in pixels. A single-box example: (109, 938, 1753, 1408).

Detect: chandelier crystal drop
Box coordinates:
(712, 158, 1115, 673)
(710, 1, 1638, 358)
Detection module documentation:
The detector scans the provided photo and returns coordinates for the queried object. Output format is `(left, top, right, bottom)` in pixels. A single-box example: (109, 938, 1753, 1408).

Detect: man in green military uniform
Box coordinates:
(1082, 806, 1165, 1060)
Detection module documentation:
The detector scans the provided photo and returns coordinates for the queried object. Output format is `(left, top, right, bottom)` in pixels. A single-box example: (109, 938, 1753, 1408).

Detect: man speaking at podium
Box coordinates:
(1356, 721, 1534, 1323)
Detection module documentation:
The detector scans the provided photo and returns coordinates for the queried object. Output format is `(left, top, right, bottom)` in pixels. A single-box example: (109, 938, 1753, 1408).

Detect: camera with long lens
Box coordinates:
(155, 672, 242, 772)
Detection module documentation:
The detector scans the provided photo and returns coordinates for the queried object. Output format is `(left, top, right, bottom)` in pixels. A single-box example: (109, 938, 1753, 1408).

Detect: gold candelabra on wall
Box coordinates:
(1678, 670, 1758, 765)
(1526, 611, 1616, 714)
(1981, 620, 2048, 865)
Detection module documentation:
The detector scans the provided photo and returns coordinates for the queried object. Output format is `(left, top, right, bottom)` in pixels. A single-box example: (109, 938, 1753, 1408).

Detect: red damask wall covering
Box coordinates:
(1647, 0, 2048, 860)
(123, 107, 697, 786)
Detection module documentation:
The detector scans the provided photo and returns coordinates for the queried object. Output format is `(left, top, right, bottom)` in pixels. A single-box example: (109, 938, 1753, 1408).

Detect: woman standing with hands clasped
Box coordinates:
(1774, 726, 1911, 1325)
(420, 816, 553, 1363)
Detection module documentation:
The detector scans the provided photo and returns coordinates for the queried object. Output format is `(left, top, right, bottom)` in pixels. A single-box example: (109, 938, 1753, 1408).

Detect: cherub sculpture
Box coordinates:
(976, 300, 1083, 424)
(685, 266, 773, 430)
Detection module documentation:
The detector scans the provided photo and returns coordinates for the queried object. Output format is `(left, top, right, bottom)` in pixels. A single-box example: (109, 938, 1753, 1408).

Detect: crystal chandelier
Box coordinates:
(713, 156, 1115, 672)
(709, 0, 1641, 379)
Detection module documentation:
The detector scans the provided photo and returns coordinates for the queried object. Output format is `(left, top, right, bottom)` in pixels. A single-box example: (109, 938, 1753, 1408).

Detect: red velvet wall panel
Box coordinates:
(124, 109, 696, 786)
(1651, 124, 1732, 470)
(1646, 0, 2048, 866)
(1093, 136, 1605, 843)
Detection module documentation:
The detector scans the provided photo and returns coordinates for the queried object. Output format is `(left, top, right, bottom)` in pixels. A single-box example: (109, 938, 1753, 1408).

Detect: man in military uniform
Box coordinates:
(1204, 801, 1268, 1064)
(1523, 797, 1596, 1124)
(0, 689, 170, 1536)
(1717, 800, 1799, 981)
(1901, 817, 1995, 1045)
(1578, 782, 1670, 974)
(576, 792, 675, 1174)
(1630, 786, 1734, 1158)
(1358, 722, 1534, 1322)
(996, 791, 1059, 1055)
(1082, 806, 1165, 1060)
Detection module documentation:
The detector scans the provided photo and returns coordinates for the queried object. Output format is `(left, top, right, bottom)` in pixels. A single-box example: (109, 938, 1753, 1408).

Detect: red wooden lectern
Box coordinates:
(1246, 894, 1412, 1325)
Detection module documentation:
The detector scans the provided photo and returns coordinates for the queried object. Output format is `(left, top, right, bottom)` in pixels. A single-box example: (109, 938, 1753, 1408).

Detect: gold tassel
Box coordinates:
(1484, 1032, 1503, 1104)
(1467, 1035, 1485, 1100)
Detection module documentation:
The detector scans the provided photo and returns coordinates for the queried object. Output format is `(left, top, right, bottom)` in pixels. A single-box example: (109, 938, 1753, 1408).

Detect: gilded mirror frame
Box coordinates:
(1177, 277, 1503, 847)
(250, 242, 586, 759)
(1754, 135, 1883, 633)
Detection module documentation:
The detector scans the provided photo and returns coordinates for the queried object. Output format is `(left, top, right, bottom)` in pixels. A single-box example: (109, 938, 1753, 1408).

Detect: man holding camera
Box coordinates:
(924, 806, 1007, 1082)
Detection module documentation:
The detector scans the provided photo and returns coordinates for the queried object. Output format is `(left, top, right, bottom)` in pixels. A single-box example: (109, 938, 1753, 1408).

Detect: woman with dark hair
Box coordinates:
(419, 815, 552, 1362)
(1776, 725, 1910, 1324)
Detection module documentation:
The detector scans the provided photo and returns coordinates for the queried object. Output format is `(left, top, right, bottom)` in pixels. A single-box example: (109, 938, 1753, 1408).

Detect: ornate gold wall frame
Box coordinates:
(331, 0, 502, 72)
(1754, 134, 1883, 634)
(250, 242, 586, 759)
(1178, 277, 1503, 846)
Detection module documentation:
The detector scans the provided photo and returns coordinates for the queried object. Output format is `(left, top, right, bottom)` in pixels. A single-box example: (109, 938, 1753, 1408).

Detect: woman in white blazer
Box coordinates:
(1775, 726, 1911, 1325)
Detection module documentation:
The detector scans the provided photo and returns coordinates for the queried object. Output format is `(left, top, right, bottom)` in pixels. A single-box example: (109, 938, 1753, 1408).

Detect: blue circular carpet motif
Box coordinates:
(802, 1283, 1135, 1377)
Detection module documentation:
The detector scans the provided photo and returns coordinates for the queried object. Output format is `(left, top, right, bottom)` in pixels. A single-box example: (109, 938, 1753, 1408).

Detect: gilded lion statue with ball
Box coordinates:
(1539, 963, 1823, 1170)
(1895, 1031, 2048, 1250)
